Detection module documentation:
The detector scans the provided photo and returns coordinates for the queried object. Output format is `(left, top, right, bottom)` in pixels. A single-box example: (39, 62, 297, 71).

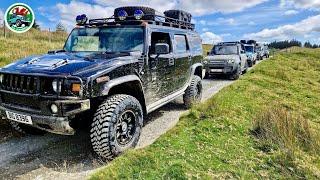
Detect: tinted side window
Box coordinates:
(174, 35, 189, 54)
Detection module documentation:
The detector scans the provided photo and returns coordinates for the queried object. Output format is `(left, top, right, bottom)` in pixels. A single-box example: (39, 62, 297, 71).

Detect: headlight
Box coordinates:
(203, 60, 208, 65)
(0, 74, 3, 83)
(227, 59, 235, 64)
(52, 79, 61, 93)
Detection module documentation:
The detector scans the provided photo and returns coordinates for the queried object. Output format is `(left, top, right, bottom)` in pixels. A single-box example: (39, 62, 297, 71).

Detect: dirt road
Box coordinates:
(0, 63, 258, 179)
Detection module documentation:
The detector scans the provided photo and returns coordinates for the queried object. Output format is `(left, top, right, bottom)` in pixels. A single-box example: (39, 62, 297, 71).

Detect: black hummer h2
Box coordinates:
(0, 6, 203, 160)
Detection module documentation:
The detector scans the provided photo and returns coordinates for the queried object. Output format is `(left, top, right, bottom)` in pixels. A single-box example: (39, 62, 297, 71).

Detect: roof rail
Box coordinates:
(86, 14, 195, 31)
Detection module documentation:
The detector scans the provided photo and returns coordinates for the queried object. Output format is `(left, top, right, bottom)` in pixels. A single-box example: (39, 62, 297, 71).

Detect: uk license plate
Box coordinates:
(5, 111, 33, 125)
(211, 69, 223, 72)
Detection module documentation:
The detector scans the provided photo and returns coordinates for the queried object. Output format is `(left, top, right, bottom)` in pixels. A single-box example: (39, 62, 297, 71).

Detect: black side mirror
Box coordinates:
(207, 52, 210, 56)
(241, 50, 245, 54)
(155, 43, 170, 55)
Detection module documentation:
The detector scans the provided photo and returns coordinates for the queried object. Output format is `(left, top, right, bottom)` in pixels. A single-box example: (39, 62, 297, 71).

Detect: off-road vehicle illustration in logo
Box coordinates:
(5, 3, 35, 33)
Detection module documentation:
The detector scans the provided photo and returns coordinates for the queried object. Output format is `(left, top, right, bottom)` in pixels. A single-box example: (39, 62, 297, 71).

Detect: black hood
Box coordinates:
(0, 52, 139, 77)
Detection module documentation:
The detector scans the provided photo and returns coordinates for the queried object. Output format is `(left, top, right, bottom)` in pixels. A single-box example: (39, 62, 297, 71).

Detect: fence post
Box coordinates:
(3, 20, 6, 38)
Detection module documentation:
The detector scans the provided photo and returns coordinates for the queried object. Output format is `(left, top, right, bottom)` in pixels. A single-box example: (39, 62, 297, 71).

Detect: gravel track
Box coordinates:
(0, 63, 258, 179)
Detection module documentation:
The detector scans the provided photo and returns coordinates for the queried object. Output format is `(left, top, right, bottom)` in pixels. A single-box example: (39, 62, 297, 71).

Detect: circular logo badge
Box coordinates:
(4, 3, 35, 33)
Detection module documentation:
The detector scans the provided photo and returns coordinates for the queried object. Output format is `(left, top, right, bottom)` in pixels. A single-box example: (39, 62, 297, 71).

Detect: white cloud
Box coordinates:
(39, 1, 114, 31)
(281, 0, 320, 10)
(248, 21, 256, 25)
(177, 0, 268, 16)
(201, 32, 223, 44)
(57, 1, 114, 30)
(221, 33, 231, 37)
(244, 14, 320, 42)
(94, 0, 176, 14)
(0, 9, 3, 25)
(199, 20, 207, 25)
(202, 27, 209, 32)
(284, 10, 298, 15)
(94, 0, 266, 16)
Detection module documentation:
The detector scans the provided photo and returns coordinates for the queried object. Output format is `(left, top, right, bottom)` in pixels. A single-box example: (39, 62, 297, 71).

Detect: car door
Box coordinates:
(173, 34, 191, 91)
(239, 44, 247, 70)
(144, 31, 175, 102)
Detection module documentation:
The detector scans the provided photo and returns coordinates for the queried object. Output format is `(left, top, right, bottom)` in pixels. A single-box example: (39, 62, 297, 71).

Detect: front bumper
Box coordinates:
(205, 64, 236, 74)
(0, 98, 90, 135)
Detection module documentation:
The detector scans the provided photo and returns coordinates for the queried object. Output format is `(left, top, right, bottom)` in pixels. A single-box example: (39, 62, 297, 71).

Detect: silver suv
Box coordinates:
(204, 42, 248, 80)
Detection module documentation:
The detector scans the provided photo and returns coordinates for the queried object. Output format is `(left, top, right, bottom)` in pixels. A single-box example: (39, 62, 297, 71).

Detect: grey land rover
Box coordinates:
(203, 42, 248, 80)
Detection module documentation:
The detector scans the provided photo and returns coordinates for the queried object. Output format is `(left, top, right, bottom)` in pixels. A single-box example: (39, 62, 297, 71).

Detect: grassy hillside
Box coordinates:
(0, 28, 67, 67)
(92, 48, 320, 179)
(203, 44, 213, 56)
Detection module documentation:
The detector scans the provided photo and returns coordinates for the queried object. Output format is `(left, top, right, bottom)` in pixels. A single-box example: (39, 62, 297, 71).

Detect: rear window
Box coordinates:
(190, 35, 202, 55)
(174, 35, 189, 54)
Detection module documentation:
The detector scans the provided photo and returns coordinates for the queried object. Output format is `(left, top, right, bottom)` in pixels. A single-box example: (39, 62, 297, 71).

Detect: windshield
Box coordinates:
(245, 46, 254, 53)
(64, 27, 144, 53)
(256, 46, 262, 51)
(212, 45, 238, 55)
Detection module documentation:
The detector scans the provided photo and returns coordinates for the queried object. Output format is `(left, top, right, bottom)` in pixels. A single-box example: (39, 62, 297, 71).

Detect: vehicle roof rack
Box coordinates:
(85, 14, 195, 31)
(217, 41, 241, 45)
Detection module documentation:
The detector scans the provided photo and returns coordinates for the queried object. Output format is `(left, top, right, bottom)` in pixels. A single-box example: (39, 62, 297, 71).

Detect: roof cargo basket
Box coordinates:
(86, 6, 195, 31)
(164, 10, 192, 23)
(241, 40, 257, 45)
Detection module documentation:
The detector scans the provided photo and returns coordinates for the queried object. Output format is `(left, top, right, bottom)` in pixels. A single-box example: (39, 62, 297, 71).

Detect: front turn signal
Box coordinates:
(71, 83, 81, 93)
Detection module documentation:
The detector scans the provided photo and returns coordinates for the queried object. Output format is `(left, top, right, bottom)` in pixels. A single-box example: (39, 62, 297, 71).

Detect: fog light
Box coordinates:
(51, 104, 58, 114)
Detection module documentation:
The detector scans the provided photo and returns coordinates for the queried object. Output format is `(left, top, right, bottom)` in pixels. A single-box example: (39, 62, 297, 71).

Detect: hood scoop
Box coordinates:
(26, 57, 69, 69)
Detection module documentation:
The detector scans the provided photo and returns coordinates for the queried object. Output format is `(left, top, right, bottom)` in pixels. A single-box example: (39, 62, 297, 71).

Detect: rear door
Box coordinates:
(173, 34, 191, 91)
(239, 44, 247, 69)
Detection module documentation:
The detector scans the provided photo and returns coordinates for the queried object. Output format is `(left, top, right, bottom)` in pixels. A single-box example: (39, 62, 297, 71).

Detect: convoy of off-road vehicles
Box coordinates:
(204, 39, 269, 80)
(0, 6, 269, 161)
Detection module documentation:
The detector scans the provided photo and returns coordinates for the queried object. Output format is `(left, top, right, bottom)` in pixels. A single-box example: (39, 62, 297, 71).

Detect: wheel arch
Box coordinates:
(101, 75, 147, 115)
(191, 63, 203, 79)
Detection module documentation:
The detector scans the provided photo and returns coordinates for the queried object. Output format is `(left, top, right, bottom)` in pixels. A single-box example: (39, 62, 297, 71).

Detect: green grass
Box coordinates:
(0, 28, 67, 67)
(92, 48, 320, 179)
(202, 44, 213, 56)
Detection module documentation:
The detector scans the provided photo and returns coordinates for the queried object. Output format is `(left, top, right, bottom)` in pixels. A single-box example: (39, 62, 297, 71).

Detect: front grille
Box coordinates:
(209, 60, 226, 66)
(1, 74, 39, 94)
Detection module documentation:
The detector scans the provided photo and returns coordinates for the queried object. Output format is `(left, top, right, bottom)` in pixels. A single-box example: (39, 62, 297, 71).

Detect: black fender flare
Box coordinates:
(101, 75, 144, 96)
(190, 63, 203, 79)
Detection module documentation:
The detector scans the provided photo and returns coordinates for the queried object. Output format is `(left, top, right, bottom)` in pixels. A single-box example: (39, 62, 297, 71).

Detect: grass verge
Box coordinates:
(92, 48, 320, 179)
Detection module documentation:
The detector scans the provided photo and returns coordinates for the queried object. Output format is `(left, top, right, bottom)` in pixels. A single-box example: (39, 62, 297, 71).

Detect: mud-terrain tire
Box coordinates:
(183, 75, 202, 108)
(90, 94, 143, 161)
(230, 65, 241, 80)
(15, 20, 22, 27)
(248, 61, 253, 67)
(9, 121, 46, 135)
(204, 72, 210, 79)
(242, 62, 248, 74)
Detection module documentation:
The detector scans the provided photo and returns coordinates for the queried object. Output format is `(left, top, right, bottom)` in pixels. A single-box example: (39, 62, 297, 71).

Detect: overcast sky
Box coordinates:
(0, 0, 319, 44)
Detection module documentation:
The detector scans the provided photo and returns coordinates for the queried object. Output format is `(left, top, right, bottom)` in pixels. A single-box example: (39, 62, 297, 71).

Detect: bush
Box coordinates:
(252, 106, 317, 153)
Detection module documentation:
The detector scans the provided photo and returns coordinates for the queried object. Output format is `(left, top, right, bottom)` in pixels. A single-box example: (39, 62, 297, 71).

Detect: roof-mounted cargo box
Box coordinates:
(164, 10, 192, 23)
